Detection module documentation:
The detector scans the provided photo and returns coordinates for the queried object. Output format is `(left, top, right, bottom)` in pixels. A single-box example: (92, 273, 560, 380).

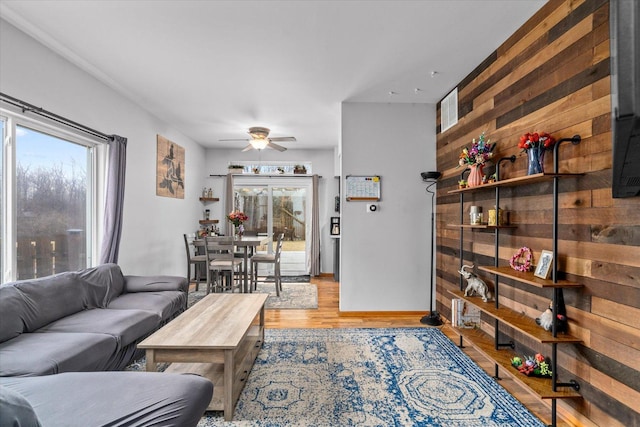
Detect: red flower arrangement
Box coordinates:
(227, 210, 248, 227)
(518, 132, 556, 151)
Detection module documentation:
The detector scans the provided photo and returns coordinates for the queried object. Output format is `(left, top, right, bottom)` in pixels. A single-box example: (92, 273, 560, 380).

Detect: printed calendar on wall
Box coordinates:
(345, 175, 381, 201)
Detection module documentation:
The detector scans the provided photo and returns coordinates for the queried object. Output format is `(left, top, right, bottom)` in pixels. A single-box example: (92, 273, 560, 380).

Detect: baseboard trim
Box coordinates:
(339, 311, 426, 317)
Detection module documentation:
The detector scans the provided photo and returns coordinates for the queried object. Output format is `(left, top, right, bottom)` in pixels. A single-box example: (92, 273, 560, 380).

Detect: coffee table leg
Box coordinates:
(224, 349, 235, 420)
(145, 350, 157, 372)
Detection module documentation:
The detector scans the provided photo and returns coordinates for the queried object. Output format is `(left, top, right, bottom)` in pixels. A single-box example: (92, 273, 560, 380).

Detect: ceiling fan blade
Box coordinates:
(219, 138, 250, 142)
(269, 137, 296, 142)
(241, 144, 254, 152)
(267, 141, 287, 152)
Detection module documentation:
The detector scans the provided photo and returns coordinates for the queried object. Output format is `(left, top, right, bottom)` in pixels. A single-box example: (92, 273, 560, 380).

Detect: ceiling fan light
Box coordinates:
(250, 138, 269, 150)
(248, 127, 270, 139)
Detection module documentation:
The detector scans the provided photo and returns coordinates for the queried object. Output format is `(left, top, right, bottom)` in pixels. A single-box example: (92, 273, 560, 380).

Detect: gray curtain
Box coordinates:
(99, 135, 127, 264)
(310, 174, 320, 276)
(225, 173, 234, 236)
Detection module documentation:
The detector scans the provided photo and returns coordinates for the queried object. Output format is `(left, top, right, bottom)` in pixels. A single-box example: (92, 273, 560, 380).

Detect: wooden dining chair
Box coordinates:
(250, 232, 284, 296)
(203, 236, 243, 294)
(183, 233, 207, 291)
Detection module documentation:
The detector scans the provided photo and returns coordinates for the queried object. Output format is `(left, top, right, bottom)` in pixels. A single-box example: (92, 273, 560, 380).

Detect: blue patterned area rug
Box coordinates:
(198, 328, 544, 426)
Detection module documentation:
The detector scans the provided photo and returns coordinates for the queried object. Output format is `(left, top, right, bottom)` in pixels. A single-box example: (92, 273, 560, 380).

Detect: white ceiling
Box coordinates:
(1, 0, 546, 150)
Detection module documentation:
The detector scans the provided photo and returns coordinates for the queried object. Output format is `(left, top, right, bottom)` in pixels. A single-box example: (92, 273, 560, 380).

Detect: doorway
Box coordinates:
(233, 177, 311, 276)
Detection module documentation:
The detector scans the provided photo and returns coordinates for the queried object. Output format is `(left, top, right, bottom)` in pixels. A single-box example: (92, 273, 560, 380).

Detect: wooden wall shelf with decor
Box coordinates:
(449, 137, 583, 427)
(199, 220, 219, 225)
(199, 198, 220, 227)
(447, 224, 517, 230)
(448, 290, 581, 344)
(447, 172, 583, 194)
(451, 327, 581, 400)
(478, 266, 583, 288)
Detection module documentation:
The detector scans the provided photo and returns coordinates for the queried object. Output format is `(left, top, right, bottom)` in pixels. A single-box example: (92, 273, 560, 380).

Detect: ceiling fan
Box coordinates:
(220, 127, 296, 152)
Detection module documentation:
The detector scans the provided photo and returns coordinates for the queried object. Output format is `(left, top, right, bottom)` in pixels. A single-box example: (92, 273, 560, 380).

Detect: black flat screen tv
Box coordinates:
(610, 0, 640, 198)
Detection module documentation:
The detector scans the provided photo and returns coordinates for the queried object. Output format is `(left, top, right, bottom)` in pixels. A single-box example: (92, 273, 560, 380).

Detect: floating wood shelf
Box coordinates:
(448, 172, 583, 194)
(478, 266, 583, 289)
(448, 326, 582, 400)
(448, 290, 581, 344)
(199, 220, 219, 225)
(447, 223, 517, 230)
(199, 197, 220, 202)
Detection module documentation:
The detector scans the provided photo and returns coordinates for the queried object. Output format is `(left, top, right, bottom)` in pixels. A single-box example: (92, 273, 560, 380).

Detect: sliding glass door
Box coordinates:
(234, 177, 311, 276)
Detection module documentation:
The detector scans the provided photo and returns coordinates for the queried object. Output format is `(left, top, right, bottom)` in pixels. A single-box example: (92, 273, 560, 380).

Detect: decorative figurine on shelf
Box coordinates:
(535, 295, 568, 333)
(459, 264, 491, 302)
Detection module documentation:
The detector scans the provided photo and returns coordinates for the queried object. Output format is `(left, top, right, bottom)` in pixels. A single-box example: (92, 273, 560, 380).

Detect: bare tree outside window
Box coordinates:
(15, 126, 90, 279)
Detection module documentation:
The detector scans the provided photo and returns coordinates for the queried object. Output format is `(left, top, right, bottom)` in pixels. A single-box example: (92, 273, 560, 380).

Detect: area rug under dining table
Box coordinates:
(194, 327, 544, 426)
(188, 282, 317, 310)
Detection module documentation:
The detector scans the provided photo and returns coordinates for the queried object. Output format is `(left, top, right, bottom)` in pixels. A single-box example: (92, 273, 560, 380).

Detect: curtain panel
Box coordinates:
(99, 135, 127, 264)
(310, 174, 320, 276)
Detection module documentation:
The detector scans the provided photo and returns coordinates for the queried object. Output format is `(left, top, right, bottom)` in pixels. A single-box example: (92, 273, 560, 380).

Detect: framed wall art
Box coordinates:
(156, 134, 185, 199)
(534, 250, 553, 279)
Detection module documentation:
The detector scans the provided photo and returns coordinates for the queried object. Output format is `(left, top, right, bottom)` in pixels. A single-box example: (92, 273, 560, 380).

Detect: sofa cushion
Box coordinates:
(77, 263, 125, 306)
(0, 372, 213, 427)
(0, 332, 118, 377)
(7, 272, 87, 333)
(0, 286, 26, 343)
(0, 385, 42, 427)
(108, 291, 185, 321)
(125, 275, 188, 293)
(36, 308, 160, 348)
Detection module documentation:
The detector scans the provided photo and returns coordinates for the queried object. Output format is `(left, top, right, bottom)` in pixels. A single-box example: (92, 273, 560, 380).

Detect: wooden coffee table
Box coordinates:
(138, 293, 268, 421)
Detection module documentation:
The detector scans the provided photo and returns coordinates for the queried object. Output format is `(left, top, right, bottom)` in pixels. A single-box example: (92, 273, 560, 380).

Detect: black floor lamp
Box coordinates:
(420, 171, 442, 326)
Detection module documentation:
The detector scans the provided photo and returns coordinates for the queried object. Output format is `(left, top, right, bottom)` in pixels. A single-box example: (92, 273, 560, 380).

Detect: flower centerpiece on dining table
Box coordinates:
(458, 132, 496, 187)
(227, 210, 248, 237)
(518, 132, 556, 175)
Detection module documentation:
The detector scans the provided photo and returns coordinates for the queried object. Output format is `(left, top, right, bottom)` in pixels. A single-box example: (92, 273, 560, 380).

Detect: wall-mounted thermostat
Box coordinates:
(366, 203, 378, 213)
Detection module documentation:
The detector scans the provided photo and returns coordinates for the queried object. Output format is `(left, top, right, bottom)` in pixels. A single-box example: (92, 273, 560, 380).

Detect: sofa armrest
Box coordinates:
(124, 275, 188, 293)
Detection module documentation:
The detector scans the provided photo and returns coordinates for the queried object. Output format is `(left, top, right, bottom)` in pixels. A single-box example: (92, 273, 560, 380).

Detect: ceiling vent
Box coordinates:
(441, 87, 458, 132)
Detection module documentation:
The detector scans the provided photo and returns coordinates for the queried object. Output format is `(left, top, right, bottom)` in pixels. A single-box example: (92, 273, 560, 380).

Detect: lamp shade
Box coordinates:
(421, 171, 441, 181)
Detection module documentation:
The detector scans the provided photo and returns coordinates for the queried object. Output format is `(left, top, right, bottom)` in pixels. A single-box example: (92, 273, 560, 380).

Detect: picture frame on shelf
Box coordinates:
(534, 250, 553, 279)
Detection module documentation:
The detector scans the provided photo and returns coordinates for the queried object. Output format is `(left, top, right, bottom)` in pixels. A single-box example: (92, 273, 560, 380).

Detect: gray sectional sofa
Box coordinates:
(0, 264, 213, 426)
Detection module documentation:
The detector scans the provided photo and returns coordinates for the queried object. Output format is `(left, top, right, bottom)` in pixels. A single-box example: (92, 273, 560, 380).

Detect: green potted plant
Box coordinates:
(228, 164, 244, 174)
(293, 164, 307, 174)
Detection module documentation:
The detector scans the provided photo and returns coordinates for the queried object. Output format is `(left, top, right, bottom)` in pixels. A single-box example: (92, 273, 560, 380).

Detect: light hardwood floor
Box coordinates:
(195, 275, 577, 426)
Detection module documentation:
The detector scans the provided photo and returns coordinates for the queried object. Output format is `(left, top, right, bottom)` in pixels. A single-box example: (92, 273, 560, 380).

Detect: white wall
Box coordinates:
(0, 19, 206, 277)
(203, 147, 338, 274)
(1, 19, 433, 285)
(340, 102, 436, 311)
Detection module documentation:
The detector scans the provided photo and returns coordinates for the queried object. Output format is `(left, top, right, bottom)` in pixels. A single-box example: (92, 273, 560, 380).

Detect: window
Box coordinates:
(0, 118, 4, 280)
(229, 161, 312, 175)
(233, 176, 312, 275)
(1, 110, 101, 282)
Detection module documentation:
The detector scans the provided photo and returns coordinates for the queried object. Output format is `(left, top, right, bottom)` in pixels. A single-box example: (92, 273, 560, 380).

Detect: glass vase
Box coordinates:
(467, 164, 484, 188)
(527, 146, 545, 175)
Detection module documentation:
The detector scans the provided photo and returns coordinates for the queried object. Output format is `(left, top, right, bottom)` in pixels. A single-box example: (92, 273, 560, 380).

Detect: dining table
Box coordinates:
(193, 235, 269, 293)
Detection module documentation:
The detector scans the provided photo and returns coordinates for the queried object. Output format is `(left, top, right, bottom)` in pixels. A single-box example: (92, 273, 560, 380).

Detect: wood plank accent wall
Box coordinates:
(435, 1, 639, 426)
